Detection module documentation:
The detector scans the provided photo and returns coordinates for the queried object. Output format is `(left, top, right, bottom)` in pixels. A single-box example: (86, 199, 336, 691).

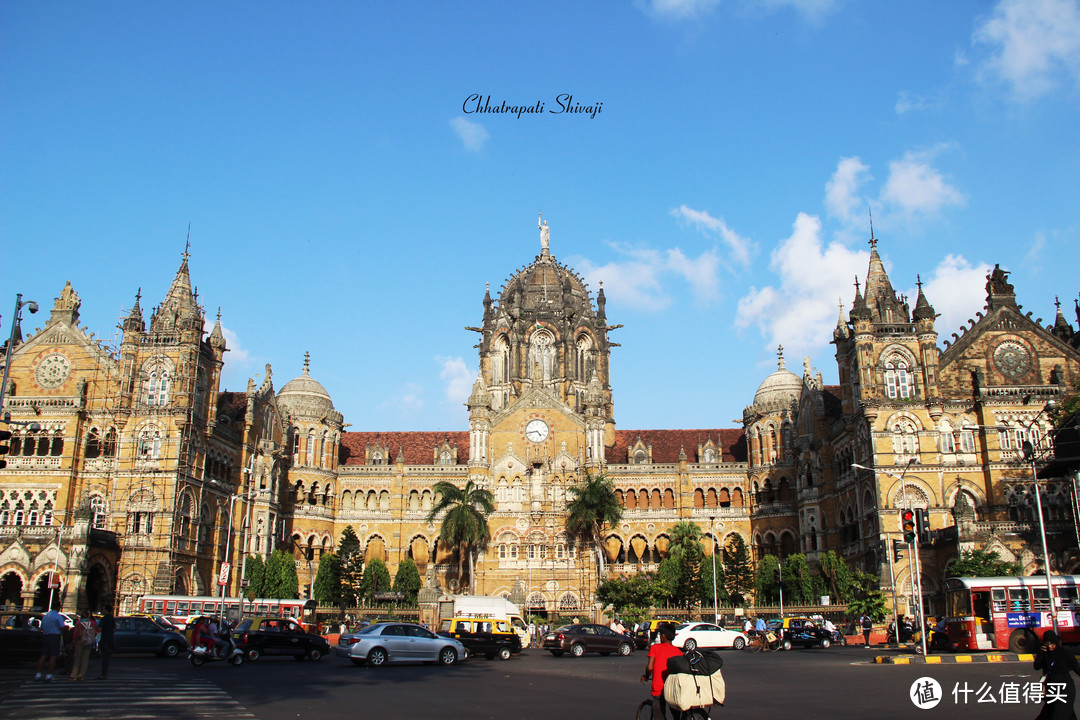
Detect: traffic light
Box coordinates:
(893, 539, 904, 563)
(916, 509, 931, 544)
(0, 424, 10, 469)
(901, 508, 916, 544)
(774, 568, 783, 588)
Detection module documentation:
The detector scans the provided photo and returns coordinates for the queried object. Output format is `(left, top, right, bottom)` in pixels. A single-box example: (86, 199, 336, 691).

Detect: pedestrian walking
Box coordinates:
(34, 602, 65, 682)
(70, 614, 98, 681)
(860, 613, 873, 648)
(1034, 630, 1079, 720)
(97, 606, 115, 680)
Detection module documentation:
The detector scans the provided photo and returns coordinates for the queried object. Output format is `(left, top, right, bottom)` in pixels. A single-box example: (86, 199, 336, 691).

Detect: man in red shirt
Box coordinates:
(641, 623, 682, 719)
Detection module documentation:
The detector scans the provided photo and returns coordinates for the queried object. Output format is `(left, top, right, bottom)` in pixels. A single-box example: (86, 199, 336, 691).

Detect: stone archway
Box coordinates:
(0, 571, 24, 607)
(85, 564, 111, 612)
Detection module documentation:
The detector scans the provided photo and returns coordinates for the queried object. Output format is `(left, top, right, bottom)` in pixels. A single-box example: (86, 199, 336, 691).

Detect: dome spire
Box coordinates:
(538, 212, 550, 258)
(302, 351, 311, 375)
(777, 344, 785, 370)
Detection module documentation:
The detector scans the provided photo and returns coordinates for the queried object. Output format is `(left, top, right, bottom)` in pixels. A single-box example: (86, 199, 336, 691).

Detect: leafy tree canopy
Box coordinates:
(392, 558, 422, 603)
(362, 557, 393, 601)
(948, 549, 1022, 578)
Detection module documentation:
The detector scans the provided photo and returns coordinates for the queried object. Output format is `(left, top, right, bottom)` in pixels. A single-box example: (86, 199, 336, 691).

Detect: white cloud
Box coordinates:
(972, 0, 1080, 101)
(638, 0, 721, 21)
(906, 254, 991, 338)
(670, 205, 754, 266)
(756, 0, 836, 23)
(881, 148, 966, 219)
(437, 356, 474, 407)
(824, 157, 871, 224)
(450, 117, 490, 152)
(895, 91, 937, 115)
(217, 325, 256, 391)
(381, 382, 424, 415)
(735, 212, 867, 353)
(577, 239, 726, 311)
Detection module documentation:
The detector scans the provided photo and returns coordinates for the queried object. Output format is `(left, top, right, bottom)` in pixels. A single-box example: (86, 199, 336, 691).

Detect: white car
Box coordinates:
(672, 622, 748, 651)
(336, 621, 468, 667)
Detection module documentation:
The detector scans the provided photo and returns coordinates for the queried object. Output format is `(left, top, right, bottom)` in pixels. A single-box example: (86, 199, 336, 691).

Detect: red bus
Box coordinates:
(943, 576, 1080, 652)
(135, 594, 307, 626)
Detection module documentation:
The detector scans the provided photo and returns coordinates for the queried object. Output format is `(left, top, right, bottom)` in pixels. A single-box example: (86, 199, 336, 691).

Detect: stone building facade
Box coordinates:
(2, 224, 1078, 617)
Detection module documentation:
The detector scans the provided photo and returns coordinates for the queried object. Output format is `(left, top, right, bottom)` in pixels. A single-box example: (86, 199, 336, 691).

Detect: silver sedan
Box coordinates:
(336, 622, 468, 667)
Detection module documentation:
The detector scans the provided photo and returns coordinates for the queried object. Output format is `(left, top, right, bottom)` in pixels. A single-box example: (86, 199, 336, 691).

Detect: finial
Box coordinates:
(868, 207, 875, 248)
(216, 307, 222, 322)
(184, 222, 191, 260)
(916, 274, 923, 292)
(303, 351, 310, 374)
(854, 275, 861, 294)
(1055, 295, 1061, 310)
(777, 344, 785, 369)
(837, 297, 843, 312)
(135, 287, 142, 303)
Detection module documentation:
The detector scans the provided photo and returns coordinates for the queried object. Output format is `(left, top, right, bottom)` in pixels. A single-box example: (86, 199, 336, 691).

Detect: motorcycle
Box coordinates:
(189, 624, 245, 667)
(829, 628, 847, 646)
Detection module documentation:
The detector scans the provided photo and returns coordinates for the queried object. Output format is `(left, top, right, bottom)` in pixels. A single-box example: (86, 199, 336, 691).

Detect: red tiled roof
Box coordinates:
(216, 392, 248, 419)
(609, 429, 746, 464)
(339, 431, 470, 466)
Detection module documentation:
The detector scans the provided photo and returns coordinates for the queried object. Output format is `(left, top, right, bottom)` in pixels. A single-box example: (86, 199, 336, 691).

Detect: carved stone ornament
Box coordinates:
(993, 340, 1032, 381)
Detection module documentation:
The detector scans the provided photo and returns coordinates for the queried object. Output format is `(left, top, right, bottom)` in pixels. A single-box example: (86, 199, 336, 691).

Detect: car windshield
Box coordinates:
(357, 623, 384, 635)
(553, 625, 574, 633)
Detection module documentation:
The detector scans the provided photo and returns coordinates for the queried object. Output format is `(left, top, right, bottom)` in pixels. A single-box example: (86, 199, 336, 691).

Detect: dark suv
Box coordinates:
(114, 615, 188, 656)
(541, 624, 634, 657)
(233, 616, 330, 661)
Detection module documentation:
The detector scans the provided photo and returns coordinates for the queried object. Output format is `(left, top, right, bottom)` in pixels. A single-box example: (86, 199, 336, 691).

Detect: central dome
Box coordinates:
(752, 349, 802, 411)
(277, 354, 335, 418)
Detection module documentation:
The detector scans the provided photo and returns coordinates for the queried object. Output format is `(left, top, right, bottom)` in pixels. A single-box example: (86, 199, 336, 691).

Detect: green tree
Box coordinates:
(721, 535, 754, 605)
(262, 549, 300, 599)
(392, 558, 422, 603)
(565, 471, 623, 581)
(697, 551, 730, 612)
(595, 572, 660, 614)
(362, 557, 393, 601)
(818, 550, 856, 603)
(755, 554, 781, 604)
(426, 480, 495, 594)
(243, 554, 266, 600)
(657, 521, 705, 610)
(313, 551, 341, 605)
(337, 526, 364, 606)
(948, 549, 1022, 577)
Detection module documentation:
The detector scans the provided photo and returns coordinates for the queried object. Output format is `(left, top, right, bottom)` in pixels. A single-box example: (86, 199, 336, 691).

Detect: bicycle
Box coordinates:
(749, 630, 780, 652)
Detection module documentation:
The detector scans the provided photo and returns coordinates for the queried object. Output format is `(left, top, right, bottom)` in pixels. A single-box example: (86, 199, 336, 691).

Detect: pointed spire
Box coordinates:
(467, 374, 491, 409)
(151, 249, 202, 333)
(833, 298, 849, 341)
(1052, 295, 1074, 340)
(776, 344, 786, 370)
(596, 281, 606, 320)
(302, 351, 311, 375)
(861, 236, 909, 323)
(124, 288, 145, 333)
(209, 307, 227, 351)
(913, 274, 937, 322)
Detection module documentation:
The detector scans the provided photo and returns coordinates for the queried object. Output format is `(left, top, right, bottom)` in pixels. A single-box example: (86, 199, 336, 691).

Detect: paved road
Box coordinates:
(2, 645, 1077, 720)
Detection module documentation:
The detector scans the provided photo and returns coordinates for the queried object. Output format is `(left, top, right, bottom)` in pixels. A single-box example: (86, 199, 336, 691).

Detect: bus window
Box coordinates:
(972, 592, 991, 623)
(946, 587, 970, 617)
(177, 602, 189, 614)
(204, 603, 217, 613)
(154, 601, 165, 613)
(1008, 588, 1030, 611)
(991, 589, 1007, 612)
(166, 601, 176, 613)
(1058, 587, 1079, 610)
(257, 604, 269, 613)
(190, 602, 202, 613)
(1033, 588, 1051, 611)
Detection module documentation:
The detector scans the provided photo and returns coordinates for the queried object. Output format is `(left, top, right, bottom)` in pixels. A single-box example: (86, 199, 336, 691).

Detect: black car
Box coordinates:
(113, 615, 188, 656)
(233, 616, 330, 661)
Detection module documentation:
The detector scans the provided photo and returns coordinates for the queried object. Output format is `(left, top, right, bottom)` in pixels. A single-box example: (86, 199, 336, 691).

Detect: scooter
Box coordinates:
(189, 627, 245, 667)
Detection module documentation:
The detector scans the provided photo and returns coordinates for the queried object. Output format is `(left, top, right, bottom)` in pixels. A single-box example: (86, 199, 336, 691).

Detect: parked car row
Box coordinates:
(0, 612, 188, 659)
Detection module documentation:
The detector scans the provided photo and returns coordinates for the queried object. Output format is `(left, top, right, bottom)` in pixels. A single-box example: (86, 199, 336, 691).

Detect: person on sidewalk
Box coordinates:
(34, 602, 65, 682)
(97, 606, 115, 680)
(860, 613, 874, 648)
(70, 614, 98, 681)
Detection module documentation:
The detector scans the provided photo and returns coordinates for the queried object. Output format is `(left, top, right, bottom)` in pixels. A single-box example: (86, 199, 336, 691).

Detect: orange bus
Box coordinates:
(943, 576, 1080, 652)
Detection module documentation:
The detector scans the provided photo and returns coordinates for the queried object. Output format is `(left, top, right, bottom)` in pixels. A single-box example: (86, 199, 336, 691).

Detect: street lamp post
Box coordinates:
(219, 490, 254, 621)
(0, 294, 39, 412)
(965, 399, 1059, 633)
(709, 516, 719, 624)
(853, 458, 925, 654)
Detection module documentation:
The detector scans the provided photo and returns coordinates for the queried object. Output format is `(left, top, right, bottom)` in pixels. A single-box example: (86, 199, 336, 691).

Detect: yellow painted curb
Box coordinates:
(1018, 654, 1035, 661)
(924, 656, 942, 664)
(986, 654, 1004, 662)
(954, 655, 973, 663)
(893, 657, 912, 665)
(875, 656, 888, 664)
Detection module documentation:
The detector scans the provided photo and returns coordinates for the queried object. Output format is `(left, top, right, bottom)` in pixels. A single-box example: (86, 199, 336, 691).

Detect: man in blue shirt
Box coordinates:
(35, 604, 65, 682)
(755, 617, 766, 633)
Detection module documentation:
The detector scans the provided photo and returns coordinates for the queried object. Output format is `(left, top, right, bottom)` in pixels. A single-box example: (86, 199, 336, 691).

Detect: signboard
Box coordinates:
(1005, 611, 1042, 629)
(47, 572, 62, 589)
(218, 562, 231, 587)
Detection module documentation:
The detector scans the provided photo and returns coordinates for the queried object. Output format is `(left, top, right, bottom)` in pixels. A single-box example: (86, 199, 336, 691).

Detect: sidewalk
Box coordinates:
(874, 652, 1035, 665)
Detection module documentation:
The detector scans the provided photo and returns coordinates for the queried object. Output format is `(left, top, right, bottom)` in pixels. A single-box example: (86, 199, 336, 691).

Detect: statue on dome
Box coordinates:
(538, 212, 550, 252)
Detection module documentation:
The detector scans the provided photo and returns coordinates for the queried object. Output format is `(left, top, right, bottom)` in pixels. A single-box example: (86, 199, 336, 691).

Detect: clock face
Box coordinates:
(524, 419, 550, 443)
(993, 340, 1032, 381)
(35, 352, 72, 390)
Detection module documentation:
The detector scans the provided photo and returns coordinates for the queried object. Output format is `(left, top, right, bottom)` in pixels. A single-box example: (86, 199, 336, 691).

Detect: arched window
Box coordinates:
(885, 358, 913, 399)
(86, 429, 102, 459)
(575, 335, 593, 380)
(305, 431, 315, 465)
(891, 420, 919, 456)
(939, 422, 956, 453)
(50, 430, 63, 457)
(90, 496, 107, 530)
(137, 428, 162, 459)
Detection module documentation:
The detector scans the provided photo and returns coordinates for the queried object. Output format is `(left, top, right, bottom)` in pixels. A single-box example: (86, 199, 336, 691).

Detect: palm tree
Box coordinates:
(426, 479, 495, 594)
(565, 470, 623, 582)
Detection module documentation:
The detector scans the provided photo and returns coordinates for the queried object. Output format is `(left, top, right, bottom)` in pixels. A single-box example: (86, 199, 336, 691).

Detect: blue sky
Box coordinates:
(2, 0, 1079, 432)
